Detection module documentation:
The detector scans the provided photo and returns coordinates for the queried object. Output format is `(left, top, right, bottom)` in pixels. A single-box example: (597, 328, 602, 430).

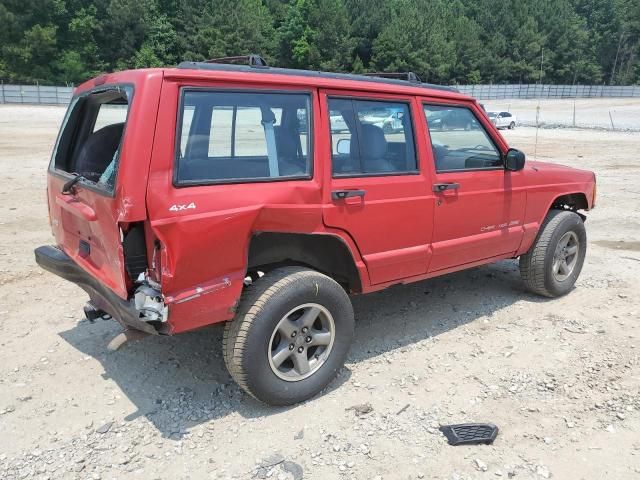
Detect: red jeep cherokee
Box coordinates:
(35, 58, 596, 405)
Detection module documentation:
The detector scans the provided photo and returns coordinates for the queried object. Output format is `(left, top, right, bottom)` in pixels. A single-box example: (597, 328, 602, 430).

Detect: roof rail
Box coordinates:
(363, 72, 422, 84)
(176, 61, 458, 93)
(202, 54, 268, 68)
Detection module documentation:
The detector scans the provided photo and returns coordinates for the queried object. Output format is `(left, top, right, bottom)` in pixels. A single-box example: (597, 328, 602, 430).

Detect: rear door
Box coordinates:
(47, 78, 159, 298)
(321, 90, 435, 285)
(422, 102, 526, 272)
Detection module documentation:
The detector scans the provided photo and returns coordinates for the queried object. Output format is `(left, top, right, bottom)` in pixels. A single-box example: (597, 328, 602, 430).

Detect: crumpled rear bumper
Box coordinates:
(34, 245, 159, 335)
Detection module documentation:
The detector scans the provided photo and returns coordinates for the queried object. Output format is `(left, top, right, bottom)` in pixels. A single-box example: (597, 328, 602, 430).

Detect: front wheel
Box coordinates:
(509, 121, 516, 129)
(223, 267, 354, 406)
(519, 210, 587, 297)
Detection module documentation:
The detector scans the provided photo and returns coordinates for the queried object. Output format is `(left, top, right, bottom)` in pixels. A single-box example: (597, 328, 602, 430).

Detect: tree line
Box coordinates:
(1, 0, 638, 86)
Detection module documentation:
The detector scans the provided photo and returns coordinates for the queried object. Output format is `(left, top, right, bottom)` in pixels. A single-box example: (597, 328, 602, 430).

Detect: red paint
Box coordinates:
(44, 67, 596, 334)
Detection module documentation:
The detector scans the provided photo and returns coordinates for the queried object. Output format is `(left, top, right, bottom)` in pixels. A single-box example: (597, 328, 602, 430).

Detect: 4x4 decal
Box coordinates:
(169, 202, 196, 212)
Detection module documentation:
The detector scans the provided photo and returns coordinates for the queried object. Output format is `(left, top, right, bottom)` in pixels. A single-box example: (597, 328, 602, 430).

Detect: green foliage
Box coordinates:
(0, 0, 637, 85)
(277, 0, 353, 70)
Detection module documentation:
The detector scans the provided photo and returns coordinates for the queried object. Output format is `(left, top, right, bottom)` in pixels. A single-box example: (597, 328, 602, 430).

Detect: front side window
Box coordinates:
(51, 86, 132, 192)
(424, 105, 501, 172)
(176, 91, 311, 184)
(329, 98, 417, 176)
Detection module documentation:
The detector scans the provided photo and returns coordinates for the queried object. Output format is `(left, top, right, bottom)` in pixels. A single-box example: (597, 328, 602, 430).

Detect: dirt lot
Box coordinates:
(1, 104, 639, 480)
(484, 98, 640, 131)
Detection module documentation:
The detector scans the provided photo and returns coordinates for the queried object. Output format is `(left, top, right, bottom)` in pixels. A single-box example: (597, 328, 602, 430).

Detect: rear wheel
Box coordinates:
(223, 267, 354, 405)
(519, 210, 587, 297)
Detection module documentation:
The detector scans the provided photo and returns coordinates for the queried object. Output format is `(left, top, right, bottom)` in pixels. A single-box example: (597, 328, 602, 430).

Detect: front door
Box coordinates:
(422, 102, 526, 272)
(321, 91, 435, 285)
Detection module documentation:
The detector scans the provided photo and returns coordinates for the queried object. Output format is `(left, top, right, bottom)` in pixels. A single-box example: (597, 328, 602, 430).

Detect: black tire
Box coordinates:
(509, 121, 515, 129)
(223, 267, 354, 406)
(519, 210, 587, 297)
(383, 122, 393, 134)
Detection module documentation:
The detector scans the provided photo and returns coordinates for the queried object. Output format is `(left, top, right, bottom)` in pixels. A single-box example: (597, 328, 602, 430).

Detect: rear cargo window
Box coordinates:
(51, 86, 132, 192)
(176, 90, 312, 184)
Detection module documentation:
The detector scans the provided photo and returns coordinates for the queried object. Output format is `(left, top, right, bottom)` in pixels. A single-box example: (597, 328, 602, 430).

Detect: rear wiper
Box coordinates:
(61, 173, 85, 195)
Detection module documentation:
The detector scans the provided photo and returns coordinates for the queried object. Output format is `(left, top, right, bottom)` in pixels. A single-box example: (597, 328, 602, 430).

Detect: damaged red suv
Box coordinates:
(36, 57, 596, 405)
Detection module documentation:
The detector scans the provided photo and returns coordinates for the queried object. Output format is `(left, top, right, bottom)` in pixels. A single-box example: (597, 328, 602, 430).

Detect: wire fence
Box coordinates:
(0, 84, 73, 105)
(455, 84, 640, 100)
(1, 82, 639, 106)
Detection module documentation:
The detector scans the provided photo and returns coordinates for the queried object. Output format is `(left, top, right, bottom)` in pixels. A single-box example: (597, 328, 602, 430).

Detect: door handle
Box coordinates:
(433, 183, 460, 192)
(332, 189, 366, 200)
(56, 194, 97, 221)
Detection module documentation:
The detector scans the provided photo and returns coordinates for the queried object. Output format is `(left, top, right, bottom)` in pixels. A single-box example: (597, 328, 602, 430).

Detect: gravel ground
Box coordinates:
(484, 98, 640, 131)
(1, 104, 639, 480)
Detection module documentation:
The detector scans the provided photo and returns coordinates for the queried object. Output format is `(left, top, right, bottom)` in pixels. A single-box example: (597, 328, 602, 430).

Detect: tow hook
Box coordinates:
(134, 273, 168, 323)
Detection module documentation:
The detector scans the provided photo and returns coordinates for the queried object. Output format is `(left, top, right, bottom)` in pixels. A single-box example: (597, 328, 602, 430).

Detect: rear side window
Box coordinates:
(424, 105, 502, 172)
(328, 98, 417, 176)
(52, 86, 132, 192)
(176, 90, 312, 184)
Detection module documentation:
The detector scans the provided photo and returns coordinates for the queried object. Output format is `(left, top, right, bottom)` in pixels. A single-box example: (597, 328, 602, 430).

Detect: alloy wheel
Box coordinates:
(268, 303, 335, 381)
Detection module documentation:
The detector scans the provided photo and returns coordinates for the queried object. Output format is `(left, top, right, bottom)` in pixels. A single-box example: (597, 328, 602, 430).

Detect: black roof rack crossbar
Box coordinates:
(363, 72, 422, 84)
(202, 54, 268, 68)
(176, 61, 458, 93)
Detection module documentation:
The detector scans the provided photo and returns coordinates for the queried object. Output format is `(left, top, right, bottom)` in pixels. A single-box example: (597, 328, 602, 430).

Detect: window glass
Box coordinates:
(177, 91, 311, 183)
(51, 87, 132, 192)
(329, 98, 416, 176)
(424, 105, 501, 172)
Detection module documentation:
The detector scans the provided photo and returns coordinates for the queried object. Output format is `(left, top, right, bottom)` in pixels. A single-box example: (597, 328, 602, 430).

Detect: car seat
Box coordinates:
(74, 123, 125, 181)
(357, 124, 393, 173)
(274, 126, 306, 176)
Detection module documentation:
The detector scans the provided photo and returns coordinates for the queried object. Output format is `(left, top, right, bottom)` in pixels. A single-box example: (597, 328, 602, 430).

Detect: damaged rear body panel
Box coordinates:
(42, 70, 165, 331)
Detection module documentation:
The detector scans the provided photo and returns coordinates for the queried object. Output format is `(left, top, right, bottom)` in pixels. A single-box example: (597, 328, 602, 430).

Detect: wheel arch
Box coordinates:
(517, 191, 590, 256)
(550, 192, 589, 212)
(247, 232, 363, 293)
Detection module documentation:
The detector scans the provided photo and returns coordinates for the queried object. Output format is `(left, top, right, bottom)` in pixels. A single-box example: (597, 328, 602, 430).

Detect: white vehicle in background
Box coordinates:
(358, 107, 405, 133)
(488, 111, 517, 130)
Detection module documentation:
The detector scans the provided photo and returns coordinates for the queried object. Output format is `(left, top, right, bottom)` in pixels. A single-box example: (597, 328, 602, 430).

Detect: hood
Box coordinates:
(527, 160, 595, 183)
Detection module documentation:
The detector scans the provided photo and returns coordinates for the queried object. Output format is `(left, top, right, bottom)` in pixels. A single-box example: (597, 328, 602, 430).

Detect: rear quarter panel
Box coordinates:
(146, 77, 365, 333)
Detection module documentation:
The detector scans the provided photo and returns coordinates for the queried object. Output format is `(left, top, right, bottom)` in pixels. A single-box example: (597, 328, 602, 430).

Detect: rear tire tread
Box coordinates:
(222, 267, 326, 401)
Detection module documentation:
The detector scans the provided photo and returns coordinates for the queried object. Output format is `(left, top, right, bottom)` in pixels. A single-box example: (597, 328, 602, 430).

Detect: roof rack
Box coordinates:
(363, 72, 422, 84)
(203, 54, 268, 68)
(177, 60, 458, 93)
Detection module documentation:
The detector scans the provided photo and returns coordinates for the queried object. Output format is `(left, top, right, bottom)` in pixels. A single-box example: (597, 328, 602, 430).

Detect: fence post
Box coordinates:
(0, 81, 4, 104)
(608, 110, 615, 130)
(37, 82, 41, 104)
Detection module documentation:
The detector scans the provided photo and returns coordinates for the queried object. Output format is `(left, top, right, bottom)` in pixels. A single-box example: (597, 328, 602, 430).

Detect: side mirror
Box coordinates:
(504, 148, 525, 171)
(336, 138, 351, 155)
